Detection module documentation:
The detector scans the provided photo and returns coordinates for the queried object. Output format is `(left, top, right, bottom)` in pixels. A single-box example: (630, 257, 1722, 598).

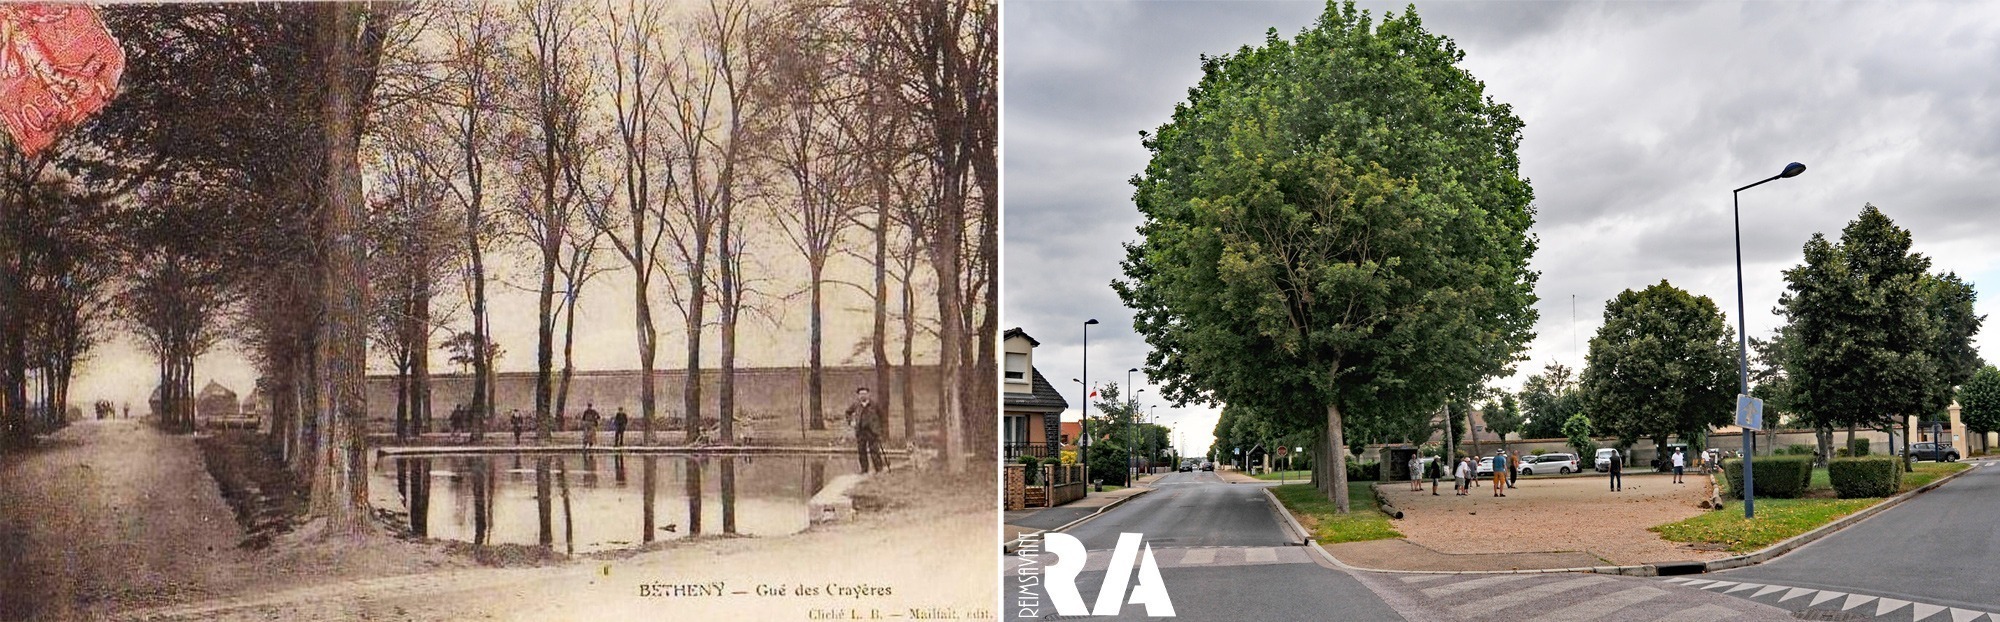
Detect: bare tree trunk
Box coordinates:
(871, 202, 891, 442)
(315, 2, 382, 538)
(808, 261, 824, 431)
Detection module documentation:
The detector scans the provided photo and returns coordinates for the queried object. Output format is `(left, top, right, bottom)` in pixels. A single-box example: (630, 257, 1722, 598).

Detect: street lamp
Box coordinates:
(1733, 161, 1806, 520)
(1127, 367, 1140, 483)
(1083, 319, 1099, 489)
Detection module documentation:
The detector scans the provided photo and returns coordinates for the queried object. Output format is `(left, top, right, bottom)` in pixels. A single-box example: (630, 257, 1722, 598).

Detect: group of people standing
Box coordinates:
(1408, 450, 1524, 497)
(439, 403, 632, 447)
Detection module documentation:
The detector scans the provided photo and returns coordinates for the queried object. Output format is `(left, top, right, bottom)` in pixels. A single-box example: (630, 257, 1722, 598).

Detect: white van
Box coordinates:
(1593, 447, 1621, 472)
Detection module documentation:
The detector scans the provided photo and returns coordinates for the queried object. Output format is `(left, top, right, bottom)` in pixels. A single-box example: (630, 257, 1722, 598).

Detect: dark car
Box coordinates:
(1201, 462, 1214, 471)
(1909, 442, 1960, 462)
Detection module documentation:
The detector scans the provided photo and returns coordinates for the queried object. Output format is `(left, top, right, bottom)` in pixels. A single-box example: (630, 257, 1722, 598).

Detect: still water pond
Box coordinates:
(368, 453, 858, 553)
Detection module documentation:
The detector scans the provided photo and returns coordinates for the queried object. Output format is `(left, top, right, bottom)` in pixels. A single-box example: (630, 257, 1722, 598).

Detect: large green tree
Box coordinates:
(1116, 1, 1538, 511)
(1483, 393, 1523, 450)
(1517, 362, 1578, 440)
(1958, 365, 2000, 439)
(1579, 281, 1736, 459)
(1779, 205, 1981, 469)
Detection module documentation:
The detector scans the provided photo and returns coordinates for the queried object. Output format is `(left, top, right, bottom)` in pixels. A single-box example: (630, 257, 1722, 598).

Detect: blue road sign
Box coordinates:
(1736, 394, 1764, 430)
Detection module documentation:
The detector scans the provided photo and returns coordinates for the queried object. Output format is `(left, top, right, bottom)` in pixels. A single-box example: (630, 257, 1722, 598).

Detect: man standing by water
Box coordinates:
(581, 403, 601, 449)
(509, 409, 523, 445)
(613, 407, 629, 447)
(845, 387, 888, 473)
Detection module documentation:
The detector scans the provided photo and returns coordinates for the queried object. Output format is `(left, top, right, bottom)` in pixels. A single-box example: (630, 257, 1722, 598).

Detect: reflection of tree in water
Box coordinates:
(534, 456, 552, 547)
(613, 454, 626, 486)
(642, 456, 657, 542)
(686, 457, 703, 536)
(721, 458, 737, 535)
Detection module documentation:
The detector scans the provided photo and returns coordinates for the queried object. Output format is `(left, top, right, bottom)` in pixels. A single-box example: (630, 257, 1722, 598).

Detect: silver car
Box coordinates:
(1518, 453, 1578, 475)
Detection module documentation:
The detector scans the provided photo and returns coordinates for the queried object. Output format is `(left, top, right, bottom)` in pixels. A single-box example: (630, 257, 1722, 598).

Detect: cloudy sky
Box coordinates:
(1004, 1, 2000, 459)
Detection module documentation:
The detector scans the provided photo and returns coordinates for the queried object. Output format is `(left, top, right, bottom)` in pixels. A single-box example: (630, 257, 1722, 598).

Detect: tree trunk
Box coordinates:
(535, 237, 557, 443)
(870, 197, 891, 442)
(1327, 395, 1351, 513)
(636, 276, 657, 444)
(808, 261, 825, 431)
(316, 2, 376, 538)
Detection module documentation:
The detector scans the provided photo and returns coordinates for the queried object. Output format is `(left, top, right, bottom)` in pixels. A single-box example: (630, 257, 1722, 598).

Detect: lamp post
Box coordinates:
(1733, 161, 1806, 520)
(1128, 367, 1140, 483)
(1083, 319, 1098, 489)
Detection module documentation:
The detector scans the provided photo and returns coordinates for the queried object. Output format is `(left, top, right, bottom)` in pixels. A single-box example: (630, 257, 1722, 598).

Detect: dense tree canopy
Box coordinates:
(1517, 362, 1579, 440)
(1116, 1, 1537, 510)
(1958, 365, 2000, 436)
(1579, 281, 1736, 452)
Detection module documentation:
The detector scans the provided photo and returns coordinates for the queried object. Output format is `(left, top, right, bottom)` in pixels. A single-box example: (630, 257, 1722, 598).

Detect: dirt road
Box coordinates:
(0, 419, 246, 620)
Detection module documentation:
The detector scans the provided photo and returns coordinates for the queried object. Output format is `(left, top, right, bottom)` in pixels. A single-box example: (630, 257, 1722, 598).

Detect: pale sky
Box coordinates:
(1004, 1, 2000, 460)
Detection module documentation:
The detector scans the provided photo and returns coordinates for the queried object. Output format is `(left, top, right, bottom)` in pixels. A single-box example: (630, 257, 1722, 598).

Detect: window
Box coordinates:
(1005, 352, 1028, 381)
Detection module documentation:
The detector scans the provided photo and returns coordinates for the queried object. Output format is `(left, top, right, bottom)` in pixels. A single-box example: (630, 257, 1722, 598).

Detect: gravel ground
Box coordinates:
(1373, 470, 1731, 566)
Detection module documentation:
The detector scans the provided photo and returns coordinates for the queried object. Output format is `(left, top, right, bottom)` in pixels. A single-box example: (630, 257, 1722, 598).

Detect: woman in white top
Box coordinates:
(1408, 455, 1424, 491)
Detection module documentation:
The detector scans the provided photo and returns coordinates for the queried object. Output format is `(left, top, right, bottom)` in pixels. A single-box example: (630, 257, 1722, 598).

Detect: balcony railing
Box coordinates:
(1003, 441, 1057, 460)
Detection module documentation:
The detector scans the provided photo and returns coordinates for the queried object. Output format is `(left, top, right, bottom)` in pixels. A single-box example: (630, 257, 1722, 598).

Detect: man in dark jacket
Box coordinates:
(1608, 449, 1623, 492)
(845, 387, 888, 473)
(613, 407, 629, 447)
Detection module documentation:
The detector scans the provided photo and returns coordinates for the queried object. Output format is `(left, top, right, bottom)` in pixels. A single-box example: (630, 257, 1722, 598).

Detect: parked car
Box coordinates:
(1909, 442, 1961, 462)
(1178, 463, 1193, 472)
(1474, 457, 1495, 477)
(1594, 447, 1621, 472)
(1201, 462, 1214, 471)
(1518, 453, 1578, 475)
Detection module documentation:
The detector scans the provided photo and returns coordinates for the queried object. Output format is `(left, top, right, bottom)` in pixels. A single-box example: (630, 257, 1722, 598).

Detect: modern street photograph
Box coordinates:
(0, 1, 995, 621)
(1003, 1, 2000, 620)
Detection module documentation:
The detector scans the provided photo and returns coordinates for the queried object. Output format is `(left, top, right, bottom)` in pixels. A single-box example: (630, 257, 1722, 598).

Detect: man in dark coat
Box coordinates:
(581, 403, 601, 449)
(613, 407, 629, 447)
(844, 387, 888, 473)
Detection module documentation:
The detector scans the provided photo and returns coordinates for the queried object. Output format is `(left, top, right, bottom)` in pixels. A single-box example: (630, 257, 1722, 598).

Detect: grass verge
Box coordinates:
(1270, 483, 1402, 544)
(1252, 470, 1312, 481)
(1657, 461, 1971, 553)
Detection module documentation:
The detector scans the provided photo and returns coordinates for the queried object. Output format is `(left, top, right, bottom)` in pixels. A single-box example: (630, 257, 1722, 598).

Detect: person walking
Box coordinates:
(1608, 448, 1623, 492)
(1507, 450, 1520, 489)
(1672, 448, 1686, 484)
(1453, 456, 1471, 495)
(1425, 456, 1443, 495)
(1491, 450, 1508, 497)
(845, 387, 888, 473)
(509, 408, 523, 445)
(1408, 454, 1424, 491)
(613, 407, 629, 447)
(581, 403, 601, 449)
(449, 403, 466, 443)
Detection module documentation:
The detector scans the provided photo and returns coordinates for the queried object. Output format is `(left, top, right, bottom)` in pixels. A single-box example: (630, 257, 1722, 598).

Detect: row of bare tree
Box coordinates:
(0, 0, 993, 534)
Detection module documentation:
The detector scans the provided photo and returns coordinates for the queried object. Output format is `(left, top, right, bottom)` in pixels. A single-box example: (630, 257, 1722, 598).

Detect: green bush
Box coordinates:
(1086, 446, 1128, 486)
(1782, 444, 1817, 456)
(1722, 456, 1813, 499)
(1346, 460, 1381, 482)
(1827, 456, 1902, 498)
(1847, 438, 1870, 457)
(1017, 456, 1041, 485)
(1529, 448, 1548, 456)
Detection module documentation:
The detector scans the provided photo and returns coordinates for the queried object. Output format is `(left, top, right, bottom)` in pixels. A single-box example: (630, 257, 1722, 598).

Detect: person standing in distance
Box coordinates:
(613, 407, 629, 448)
(581, 403, 601, 449)
(845, 387, 888, 473)
(1608, 448, 1623, 492)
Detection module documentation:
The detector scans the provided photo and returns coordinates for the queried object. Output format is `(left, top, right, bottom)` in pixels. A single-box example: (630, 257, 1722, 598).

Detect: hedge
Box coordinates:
(1782, 444, 1816, 456)
(1848, 437, 1870, 457)
(1722, 456, 1814, 499)
(1017, 456, 1041, 485)
(1828, 456, 1902, 499)
(1346, 460, 1381, 482)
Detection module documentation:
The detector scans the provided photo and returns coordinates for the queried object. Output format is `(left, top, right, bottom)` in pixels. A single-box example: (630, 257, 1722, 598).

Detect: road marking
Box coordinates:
(1751, 585, 1788, 598)
(1703, 580, 1739, 591)
(1538, 586, 1666, 621)
(1780, 587, 1818, 602)
(1950, 608, 1986, 622)
(1420, 575, 1530, 598)
(1243, 548, 1277, 563)
(1911, 603, 1947, 621)
(1725, 582, 1763, 594)
(1398, 575, 1447, 584)
(1876, 598, 1911, 616)
(1810, 590, 1846, 607)
(1179, 549, 1215, 565)
(1449, 576, 1610, 617)
(1654, 604, 1741, 622)
(1840, 594, 1876, 611)
(1680, 579, 1715, 588)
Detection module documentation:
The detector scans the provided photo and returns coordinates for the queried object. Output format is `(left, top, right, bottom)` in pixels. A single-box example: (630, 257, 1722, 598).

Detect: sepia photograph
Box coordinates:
(0, 1, 995, 620)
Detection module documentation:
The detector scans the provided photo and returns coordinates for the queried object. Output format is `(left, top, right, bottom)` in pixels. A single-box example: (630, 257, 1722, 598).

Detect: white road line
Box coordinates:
(1243, 547, 1277, 563)
(1680, 579, 1715, 588)
(1420, 575, 1531, 598)
(1911, 603, 1947, 621)
(1751, 584, 1788, 598)
(1810, 590, 1847, 607)
(1449, 576, 1611, 617)
(1838, 593, 1875, 610)
(1537, 586, 1667, 621)
(1780, 587, 1818, 602)
(1877, 598, 1912, 616)
(1950, 608, 1987, 622)
(1703, 580, 1739, 591)
(1724, 582, 1763, 594)
(1180, 549, 1216, 565)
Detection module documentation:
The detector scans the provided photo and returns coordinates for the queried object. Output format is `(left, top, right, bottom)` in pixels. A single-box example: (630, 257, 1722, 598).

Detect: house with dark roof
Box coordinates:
(1003, 327, 1067, 460)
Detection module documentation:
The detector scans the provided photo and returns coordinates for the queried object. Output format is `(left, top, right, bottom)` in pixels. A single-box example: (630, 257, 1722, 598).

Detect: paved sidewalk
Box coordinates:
(1001, 480, 1156, 545)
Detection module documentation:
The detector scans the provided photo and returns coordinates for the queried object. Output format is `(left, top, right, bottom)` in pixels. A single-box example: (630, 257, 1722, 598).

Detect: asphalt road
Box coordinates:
(1005, 470, 1403, 620)
(1715, 459, 2000, 612)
